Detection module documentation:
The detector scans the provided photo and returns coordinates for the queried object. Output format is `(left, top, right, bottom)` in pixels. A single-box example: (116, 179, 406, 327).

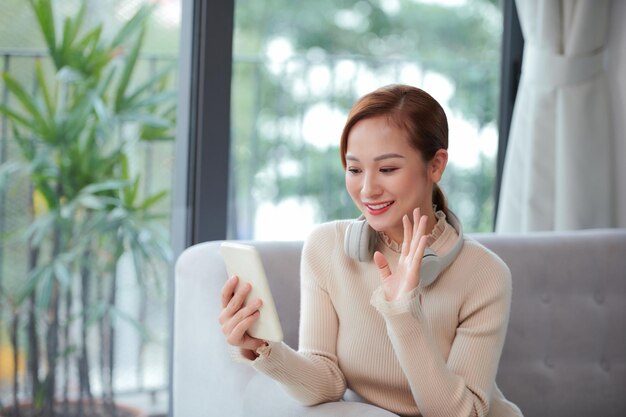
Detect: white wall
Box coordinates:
(607, 0, 626, 227)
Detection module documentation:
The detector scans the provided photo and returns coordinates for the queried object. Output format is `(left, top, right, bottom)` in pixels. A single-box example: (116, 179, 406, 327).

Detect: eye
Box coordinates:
(347, 167, 361, 174)
(380, 167, 398, 174)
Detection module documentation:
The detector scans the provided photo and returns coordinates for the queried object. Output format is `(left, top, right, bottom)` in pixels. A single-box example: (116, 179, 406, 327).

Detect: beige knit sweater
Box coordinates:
(240, 213, 523, 417)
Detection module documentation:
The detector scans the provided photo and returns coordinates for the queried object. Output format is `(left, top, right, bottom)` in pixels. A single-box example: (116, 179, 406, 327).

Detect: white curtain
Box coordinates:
(496, 0, 614, 232)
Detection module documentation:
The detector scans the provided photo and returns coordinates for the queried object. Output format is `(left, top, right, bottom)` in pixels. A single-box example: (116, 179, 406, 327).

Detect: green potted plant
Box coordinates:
(0, 0, 175, 416)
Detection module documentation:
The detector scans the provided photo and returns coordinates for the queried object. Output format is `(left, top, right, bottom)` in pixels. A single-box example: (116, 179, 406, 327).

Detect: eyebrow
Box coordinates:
(345, 153, 405, 162)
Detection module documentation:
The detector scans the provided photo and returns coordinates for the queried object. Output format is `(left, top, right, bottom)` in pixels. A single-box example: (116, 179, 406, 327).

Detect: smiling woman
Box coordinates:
(219, 84, 523, 416)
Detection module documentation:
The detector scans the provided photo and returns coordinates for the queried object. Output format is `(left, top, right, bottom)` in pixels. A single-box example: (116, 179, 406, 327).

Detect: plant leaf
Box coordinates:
(35, 266, 54, 310)
(110, 4, 154, 49)
(114, 28, 145, 112)
(120, 112, 172, 129)
(25, 212, 55, 248)
(17, 266, 44, 304)
(1, 72, 47, 131)
(77, 194, 106, 210)
(0, 104, 32, 129)
(125, 91, 177, 112)
(77, 25, 102, 52)
(35, 59, 55, 117)
(61, 1, 86, 58)
(53, 259, 72, 289)
(139, 189, 168, 210)
(124, 61, 177, 105)
(30, 0, 58, 63)
(81, 179, 128, 195)
(0, 161, 24, 191)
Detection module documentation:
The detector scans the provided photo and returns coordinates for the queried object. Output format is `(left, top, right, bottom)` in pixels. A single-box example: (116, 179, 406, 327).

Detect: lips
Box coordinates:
(364, 201, 394, 215)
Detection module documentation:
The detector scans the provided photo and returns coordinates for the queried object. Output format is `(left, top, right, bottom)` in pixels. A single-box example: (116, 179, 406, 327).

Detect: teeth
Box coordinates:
(368, 202, 392, 210)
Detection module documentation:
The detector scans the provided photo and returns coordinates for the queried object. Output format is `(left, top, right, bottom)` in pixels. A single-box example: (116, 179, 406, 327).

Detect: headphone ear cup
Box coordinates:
(419, 248, 442, 288)
(344, 219, 376, 262)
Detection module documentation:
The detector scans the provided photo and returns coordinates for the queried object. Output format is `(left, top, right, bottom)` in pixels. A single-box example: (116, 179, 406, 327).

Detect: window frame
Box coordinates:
(169, 0, 235, 415)
(172, 0, 235, 252)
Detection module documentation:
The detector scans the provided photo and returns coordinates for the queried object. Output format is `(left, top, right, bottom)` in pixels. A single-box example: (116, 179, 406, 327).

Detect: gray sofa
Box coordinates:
(173, 229, 626, 417)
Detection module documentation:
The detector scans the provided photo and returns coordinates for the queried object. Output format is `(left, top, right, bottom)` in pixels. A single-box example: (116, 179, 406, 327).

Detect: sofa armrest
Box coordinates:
(173, 242, 256, 417)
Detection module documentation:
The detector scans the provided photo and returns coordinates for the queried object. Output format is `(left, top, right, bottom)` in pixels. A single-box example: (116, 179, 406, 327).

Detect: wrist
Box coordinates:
(241, 348, 257, 361)
(243, 341, 269, 360)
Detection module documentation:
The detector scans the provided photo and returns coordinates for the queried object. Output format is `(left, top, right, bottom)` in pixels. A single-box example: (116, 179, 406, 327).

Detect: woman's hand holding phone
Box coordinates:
(218, 275, 267, 360)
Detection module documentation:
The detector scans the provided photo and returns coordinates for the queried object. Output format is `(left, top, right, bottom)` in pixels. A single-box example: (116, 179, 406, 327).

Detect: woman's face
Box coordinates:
(344, 116, 437, 244)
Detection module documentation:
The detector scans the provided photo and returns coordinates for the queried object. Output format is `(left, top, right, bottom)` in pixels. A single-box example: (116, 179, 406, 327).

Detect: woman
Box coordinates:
(219, 84, 523, 417)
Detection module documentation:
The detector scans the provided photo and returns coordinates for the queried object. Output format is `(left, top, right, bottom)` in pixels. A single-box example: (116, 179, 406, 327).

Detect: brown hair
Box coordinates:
(340, 84, 450, 217)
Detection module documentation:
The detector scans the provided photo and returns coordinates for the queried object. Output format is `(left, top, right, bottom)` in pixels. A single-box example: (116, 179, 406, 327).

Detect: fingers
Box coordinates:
(413, 207, 422, 241)
(407, 235, 429, 289)
(224, 280, 251, 317)
(415, 213, 428, 256)
(219, 276, 266, 351)
(227, 310, 266, 350)
(220, 293, 265, 349)
(405, 208, 428, 258)
(218, 277, 251, 326)
(401, 214, 412, 256)
(416, 234, 428, 259)
(222, 298, 263, 336)
(408, 207, 421, 255)
(373, 251, 392, 280)
(220, 275, 239, 309)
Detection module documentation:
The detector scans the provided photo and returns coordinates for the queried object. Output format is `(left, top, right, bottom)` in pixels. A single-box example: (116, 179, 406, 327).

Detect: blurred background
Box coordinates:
(229, 0, 503, 240)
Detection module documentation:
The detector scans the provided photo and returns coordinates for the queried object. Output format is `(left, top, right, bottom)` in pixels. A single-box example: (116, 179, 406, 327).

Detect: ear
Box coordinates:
(428, 149, 448, 183)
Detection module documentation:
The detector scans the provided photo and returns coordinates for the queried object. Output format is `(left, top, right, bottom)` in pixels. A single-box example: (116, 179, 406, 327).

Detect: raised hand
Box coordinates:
(373, 207, 429, 302)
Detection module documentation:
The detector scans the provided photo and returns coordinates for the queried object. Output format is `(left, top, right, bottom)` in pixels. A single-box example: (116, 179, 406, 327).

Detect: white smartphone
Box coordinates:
(219, 242, 284, 343)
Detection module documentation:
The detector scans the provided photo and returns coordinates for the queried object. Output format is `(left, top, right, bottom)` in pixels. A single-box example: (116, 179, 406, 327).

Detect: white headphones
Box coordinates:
(344, 209, 465, 288)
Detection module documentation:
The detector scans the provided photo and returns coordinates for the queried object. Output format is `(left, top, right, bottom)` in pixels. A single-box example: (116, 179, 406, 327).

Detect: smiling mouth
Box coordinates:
(364, 201, 394, 214)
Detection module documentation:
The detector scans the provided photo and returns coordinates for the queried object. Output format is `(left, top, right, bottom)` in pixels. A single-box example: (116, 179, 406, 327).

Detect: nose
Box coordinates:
(361, 173, 382, 198)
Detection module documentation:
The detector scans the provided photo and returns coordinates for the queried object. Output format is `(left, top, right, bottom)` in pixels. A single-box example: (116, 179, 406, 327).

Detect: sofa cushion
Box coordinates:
(476, 230, 626, 417)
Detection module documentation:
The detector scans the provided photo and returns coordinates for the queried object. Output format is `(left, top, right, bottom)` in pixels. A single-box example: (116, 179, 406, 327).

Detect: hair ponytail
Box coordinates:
(432, 183, 449, 219)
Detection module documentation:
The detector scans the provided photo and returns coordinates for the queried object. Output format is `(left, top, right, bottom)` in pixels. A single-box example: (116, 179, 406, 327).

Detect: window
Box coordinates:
(229, 0, 504, 240)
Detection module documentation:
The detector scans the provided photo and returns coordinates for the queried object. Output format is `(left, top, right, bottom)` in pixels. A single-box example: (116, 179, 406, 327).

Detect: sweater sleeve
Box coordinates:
(249, 223, 347, 405)
(371, 251, 512, 417)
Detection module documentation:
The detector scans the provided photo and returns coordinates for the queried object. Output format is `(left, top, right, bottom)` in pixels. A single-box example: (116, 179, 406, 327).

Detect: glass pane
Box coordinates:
(0, 0, 180, 415)
(230, 0, 502, 239)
